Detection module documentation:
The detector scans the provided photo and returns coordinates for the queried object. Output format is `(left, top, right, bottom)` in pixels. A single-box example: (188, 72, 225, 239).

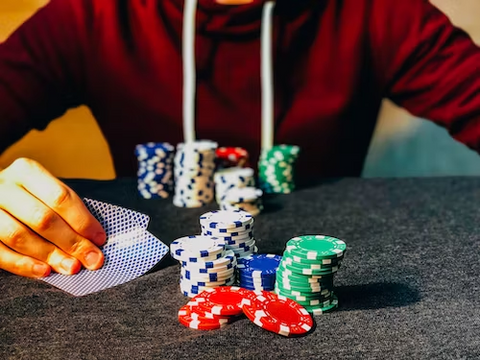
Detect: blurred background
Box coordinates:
(0, 0, 479, 179)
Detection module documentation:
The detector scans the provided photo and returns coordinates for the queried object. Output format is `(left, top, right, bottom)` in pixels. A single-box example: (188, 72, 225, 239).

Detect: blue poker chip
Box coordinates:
(239, 284, 275, 291)
(237, 254, 282, 275)
(238, 280, 275, 288)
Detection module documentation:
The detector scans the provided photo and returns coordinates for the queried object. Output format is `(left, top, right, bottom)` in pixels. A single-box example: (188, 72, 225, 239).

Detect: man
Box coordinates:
(0, 0, 479, 278)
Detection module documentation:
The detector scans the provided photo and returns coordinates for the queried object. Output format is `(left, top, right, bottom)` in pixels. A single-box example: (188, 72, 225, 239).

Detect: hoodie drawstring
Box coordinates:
(182, 0, 276, 151)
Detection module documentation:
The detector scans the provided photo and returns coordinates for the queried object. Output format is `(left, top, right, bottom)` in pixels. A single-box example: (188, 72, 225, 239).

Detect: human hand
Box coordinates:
(0, 158, 106, 278)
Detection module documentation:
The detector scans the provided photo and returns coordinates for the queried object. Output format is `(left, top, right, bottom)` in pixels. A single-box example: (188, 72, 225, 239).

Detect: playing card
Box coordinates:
(39, 199, 167, 296)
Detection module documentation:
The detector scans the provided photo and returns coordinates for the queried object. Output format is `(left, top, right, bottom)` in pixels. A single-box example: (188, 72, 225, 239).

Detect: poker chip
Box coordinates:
(220, 187, 264, 217)
(286, 235, 346, 260)
(237, 254, 281, 291)
(178, 304, 230, 330)
(216, 147, 249, 169)
(180, 250, 236, 270)
(200, 210, 258, 258)
(240, 290, 313, 336)
(213, 167, 263, 216)
(200, 210, 254, 229)
(170, 235, 240, 296)
(193, 286, 252, 316)
(214, 167, 255, 202)
(135, 142, 174, 199)
(173, 140, 217, 208)
(275, 234, 346, 315)
(170, 235, 226, 261)
(258, 145, 300, 194)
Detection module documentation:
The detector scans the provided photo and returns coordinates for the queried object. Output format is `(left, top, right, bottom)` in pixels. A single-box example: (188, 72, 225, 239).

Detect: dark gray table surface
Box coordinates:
(1, 177, 480, 360)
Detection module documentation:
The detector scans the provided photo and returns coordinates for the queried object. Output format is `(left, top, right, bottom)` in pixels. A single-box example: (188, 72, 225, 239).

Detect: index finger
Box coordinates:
(6, 159, 106, 246)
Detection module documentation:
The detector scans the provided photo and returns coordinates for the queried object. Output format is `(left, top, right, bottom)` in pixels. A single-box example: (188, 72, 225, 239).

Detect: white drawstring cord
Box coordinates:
(182, 0, 276, 150)
(182, 0, 198, 143)
(261, 1, 275, 151)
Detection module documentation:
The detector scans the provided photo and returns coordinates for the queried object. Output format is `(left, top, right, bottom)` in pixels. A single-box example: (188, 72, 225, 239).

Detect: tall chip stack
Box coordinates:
(275, 235, 346, 315)
(135, 142, 174, 199)
(170, 235, 237, 297)
(258, 145, 300, 194)
(173, 140, 217, 208)
(200, 210, 258, 258)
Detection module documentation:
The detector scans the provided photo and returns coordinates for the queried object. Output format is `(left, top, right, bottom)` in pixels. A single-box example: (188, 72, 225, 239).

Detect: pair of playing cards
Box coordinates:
(40, 199, 169, 296)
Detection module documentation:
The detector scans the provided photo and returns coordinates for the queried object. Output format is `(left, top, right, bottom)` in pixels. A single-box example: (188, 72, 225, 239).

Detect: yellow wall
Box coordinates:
(0, 0, 478, 179)
(0, 0, 115, 179)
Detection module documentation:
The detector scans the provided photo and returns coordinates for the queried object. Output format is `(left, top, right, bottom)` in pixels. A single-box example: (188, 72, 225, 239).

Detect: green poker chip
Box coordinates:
(283, 249, 344, 265)
(278, 262, 340, 276)
(258, 145, 300, 194)
(275, 268, 335, 282)
(275, 279, 333, 293)
(280, 257, 342, 270)
(286, 235, 346, 260)
(303, 294, 339, 315)
(275, 287, 332, 299)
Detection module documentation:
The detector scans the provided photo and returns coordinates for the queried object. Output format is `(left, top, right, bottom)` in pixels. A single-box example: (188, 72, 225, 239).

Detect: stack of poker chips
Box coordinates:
(221, 187, 264, 217)
(215, 147, 249, 168)
(170, 235, 237, 297)
(237, 254, 281, 291)
(214, 167, 256, 203)
(173, 140, 217, 208)
(275, 235, 346, 315)
(199, 210, 258, 258)
(258, 145, 300, 194)
(135, 142, 174, 199)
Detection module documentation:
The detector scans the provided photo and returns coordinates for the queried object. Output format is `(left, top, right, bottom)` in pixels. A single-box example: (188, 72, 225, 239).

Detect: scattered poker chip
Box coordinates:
(200, 210, 254, 230)
(240, 290, 313, 337)
(194, 286, 253, 316)
(170, 235, 226, 261)
(186, 299, 231, 320)
(135, 142, 174, 199)
(178, 304, 230, 330)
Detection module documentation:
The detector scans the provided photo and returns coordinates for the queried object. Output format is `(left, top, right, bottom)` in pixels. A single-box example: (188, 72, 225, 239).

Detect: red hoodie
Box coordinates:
(0, 0, 479, 184)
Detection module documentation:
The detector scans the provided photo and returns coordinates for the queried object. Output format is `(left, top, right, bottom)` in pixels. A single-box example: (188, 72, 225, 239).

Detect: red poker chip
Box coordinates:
(193, 286, 254, 316)
(178, 304, 230, 330)
(186, 299, 231, 320)
(240, 290, 313, 337)
(216, 147, 249, 168)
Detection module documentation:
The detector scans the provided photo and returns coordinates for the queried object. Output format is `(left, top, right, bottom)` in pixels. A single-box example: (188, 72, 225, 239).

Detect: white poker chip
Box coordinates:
(223, 187, 263, 203)
(199, 210, 254, 230)
(170, 235, 225, 261)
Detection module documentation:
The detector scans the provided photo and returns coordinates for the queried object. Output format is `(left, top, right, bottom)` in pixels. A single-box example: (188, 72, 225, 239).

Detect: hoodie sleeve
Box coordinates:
(370, 0, 480, 151)
(0, 0, 87, 153)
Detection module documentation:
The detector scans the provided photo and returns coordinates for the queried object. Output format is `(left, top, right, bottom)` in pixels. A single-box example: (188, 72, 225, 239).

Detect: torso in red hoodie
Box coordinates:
(0, 0, 479, 184)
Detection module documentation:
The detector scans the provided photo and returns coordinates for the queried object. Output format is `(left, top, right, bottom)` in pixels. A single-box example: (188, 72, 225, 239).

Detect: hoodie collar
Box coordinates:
(167, 0, 269, 36)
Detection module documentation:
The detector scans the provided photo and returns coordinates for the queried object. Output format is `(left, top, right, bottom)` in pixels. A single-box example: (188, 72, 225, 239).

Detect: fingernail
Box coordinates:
(94, 231, 107, 245)
(60, 258, 77, 273)
(33, 264, 50, 277)
(85, 251, 102, 268)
